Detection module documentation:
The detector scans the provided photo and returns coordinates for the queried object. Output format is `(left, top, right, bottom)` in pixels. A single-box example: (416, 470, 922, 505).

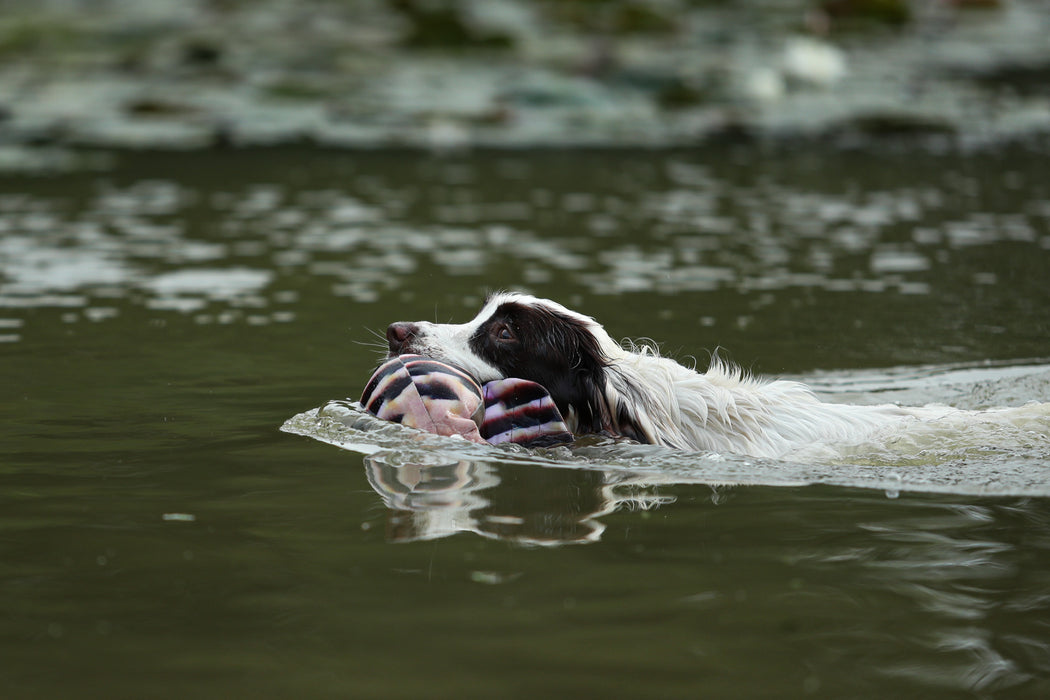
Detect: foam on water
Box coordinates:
(282, 360, 1050, 498)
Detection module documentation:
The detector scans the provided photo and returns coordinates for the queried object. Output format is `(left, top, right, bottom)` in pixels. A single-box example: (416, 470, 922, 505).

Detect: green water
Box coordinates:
(2, 144, 1049, 698)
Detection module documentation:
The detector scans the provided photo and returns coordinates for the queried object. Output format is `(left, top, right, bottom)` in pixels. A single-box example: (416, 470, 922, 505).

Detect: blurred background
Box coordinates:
(0, 0, 1048, 159)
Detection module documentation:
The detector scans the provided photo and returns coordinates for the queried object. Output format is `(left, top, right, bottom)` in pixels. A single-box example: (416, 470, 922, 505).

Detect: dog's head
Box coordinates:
(386, 292, 646, 439)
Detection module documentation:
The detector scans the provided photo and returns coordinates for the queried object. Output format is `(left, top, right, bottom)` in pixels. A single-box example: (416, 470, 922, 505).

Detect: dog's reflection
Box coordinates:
(364, 456, 676, 545)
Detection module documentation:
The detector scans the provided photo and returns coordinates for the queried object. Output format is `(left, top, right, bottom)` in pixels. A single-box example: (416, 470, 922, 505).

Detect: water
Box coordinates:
(2, 143, 1049, 698)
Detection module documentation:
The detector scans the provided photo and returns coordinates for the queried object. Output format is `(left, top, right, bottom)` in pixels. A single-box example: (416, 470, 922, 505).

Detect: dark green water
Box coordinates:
(2, 144, 1049, 698)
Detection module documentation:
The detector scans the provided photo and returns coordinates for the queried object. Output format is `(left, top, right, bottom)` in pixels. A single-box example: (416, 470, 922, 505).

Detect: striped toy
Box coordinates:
(361, 354, 573, 447)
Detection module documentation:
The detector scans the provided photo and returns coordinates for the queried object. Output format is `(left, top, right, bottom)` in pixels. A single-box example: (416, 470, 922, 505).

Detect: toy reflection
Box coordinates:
(364, 456, 676, 546)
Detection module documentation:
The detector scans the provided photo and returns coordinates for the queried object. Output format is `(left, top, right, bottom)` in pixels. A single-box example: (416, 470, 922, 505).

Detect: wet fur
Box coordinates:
(385, 292, 975, 458)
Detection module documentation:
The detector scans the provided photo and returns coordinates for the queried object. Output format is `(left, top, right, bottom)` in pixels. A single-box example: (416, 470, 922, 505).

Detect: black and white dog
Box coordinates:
(385, 292, 1029, 458)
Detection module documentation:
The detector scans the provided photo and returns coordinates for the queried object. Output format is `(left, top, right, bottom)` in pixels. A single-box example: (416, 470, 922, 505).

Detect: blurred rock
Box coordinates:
(0, 0, 1047, 159)
(782, 38, 847, 87)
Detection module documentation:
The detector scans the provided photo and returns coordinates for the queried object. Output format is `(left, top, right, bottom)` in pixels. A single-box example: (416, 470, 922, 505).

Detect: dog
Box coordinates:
(384, 292, 1027, 459)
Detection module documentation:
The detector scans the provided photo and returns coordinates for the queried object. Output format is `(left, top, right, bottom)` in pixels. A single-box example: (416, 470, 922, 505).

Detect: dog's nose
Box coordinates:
(387, 322, 419, 354)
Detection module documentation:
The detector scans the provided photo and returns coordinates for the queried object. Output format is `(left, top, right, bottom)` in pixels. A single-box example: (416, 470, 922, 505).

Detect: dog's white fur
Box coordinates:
(391, 293, 1014, 458)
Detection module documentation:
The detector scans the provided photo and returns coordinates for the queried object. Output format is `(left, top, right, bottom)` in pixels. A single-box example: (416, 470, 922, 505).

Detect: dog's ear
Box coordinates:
(537, 307, 606, 371)
(511, 308, 611, 437)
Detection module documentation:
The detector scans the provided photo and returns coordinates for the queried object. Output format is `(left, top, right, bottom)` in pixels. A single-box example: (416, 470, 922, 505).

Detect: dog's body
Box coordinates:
(385, 292, 1017, 458)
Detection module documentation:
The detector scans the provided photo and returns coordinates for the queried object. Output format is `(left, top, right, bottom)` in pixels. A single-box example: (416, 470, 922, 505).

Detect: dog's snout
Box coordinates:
(387, 322, 419, 354)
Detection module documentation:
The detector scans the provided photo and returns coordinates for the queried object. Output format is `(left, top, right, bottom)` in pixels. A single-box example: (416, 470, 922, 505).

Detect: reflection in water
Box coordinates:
(364, 455, 675, 546)
(350, 431, 1050, 693)
(800, 502, 1050, 694)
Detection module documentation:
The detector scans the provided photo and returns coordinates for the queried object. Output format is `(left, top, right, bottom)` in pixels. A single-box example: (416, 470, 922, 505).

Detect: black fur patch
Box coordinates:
(467, 301, 615, 436)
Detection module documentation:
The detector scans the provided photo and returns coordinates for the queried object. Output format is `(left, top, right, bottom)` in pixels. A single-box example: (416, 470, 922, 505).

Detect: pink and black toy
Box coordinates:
(360, 354, 574, 448)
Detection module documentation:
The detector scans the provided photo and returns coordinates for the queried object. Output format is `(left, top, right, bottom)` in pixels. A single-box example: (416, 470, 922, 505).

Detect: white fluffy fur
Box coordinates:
(398, 293, 1010, 459)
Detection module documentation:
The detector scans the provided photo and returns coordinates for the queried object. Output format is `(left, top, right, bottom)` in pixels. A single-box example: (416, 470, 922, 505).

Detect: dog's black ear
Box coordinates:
(508, 306, 612, 435)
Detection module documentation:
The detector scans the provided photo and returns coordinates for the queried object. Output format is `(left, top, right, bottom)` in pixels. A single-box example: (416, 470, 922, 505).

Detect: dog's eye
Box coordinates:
(494, 324, 515, 342)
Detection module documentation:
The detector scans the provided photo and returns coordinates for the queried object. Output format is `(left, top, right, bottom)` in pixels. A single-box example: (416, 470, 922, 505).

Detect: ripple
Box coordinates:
(144, 268, 273, 298)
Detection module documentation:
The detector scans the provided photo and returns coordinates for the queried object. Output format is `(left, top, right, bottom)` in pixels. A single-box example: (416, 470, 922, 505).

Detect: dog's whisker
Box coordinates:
(353, 327, 393, 360)
(363, 326, 387, 342)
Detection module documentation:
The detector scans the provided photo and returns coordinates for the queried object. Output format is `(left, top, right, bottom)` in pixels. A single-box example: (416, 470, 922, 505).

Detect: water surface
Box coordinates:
(2, 143, 1049, 697)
